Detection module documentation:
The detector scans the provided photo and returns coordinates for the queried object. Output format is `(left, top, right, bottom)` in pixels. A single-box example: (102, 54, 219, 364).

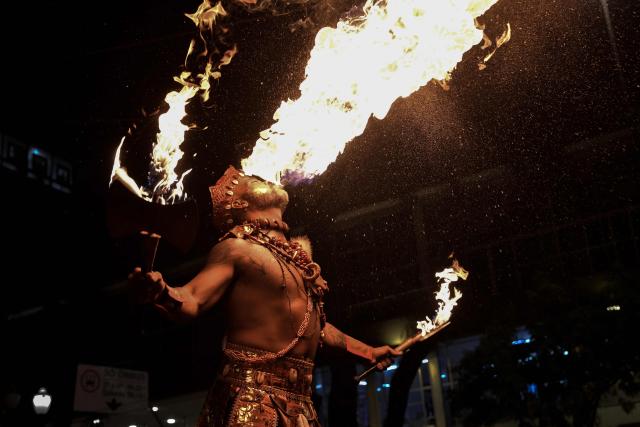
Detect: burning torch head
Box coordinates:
(209, 165, 289, 231)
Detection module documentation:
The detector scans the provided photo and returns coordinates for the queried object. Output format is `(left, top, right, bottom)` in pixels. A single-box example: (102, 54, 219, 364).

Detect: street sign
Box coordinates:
(73, 364, 148, 414)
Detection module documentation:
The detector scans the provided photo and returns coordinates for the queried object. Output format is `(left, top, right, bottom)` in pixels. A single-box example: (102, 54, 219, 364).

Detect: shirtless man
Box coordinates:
(128, 166, 400, 426)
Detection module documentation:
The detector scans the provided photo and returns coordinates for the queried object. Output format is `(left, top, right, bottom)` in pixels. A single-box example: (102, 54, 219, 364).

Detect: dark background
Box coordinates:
(1, 0, 638, 424)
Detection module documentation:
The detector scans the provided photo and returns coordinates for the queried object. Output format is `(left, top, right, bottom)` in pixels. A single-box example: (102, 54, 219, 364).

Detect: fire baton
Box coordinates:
(139, 230, 161, 273)
(354, 321, 450, 382)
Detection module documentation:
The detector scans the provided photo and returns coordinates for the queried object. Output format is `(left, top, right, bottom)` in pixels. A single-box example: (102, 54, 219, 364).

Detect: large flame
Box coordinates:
(417, 258, 468, 336)
(110, 0, 236, 203)
(146, 83, 198, 204)
(241, 0, 503, 183)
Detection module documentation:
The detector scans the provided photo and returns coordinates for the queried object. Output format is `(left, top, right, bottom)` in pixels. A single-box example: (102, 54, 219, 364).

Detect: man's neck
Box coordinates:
(245, 207, 282, 220)
(244, 208, 287, 240)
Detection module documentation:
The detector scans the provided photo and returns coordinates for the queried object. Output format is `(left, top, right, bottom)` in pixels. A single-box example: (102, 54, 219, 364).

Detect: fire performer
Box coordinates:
(128, 165, 401, 426)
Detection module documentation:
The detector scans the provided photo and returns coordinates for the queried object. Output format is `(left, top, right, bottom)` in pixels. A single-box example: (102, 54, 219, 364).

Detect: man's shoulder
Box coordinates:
(207, 235, 254, 262)
(212, 234, 252, 251)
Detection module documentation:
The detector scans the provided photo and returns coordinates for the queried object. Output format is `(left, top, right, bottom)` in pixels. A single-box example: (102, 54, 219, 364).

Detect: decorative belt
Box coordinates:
(219, 343, 315, 397)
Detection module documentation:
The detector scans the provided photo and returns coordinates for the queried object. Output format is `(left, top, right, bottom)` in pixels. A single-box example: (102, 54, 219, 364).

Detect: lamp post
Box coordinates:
(32, 387, 51, 415)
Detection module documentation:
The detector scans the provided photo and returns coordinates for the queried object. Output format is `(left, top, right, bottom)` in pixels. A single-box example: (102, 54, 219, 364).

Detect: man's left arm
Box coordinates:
(322, 322, 402, 370)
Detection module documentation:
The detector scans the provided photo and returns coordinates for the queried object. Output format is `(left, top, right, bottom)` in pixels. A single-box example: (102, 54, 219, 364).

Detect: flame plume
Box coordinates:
(147, 85, 198, 204)
(110, 1, 236, 203)
(242, 0, 504, 183)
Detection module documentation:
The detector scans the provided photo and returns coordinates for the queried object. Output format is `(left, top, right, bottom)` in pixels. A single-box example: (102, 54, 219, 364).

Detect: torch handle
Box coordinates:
(140, 230, 161, 273)
(354, 322, 450, 382)
(354, 335, 422, 382)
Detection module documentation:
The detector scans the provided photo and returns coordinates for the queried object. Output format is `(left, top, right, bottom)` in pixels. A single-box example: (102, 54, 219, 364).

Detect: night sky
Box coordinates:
(1, 0, 639, 423)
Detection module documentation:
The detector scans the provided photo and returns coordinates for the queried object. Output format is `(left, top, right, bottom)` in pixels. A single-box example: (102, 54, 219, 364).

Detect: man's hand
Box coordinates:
(371, 346, 403, 370)
(127, 267, 167, 304)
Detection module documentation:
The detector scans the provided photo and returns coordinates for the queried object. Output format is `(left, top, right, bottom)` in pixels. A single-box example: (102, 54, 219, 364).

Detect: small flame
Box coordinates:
(109, 137, 125, 187)
(479, 23, 511, 69)
(110, 137, 150, 198)
(185, 0, 227, 32)
(242, 0, 504, 183)
(417, 258, 468, 336)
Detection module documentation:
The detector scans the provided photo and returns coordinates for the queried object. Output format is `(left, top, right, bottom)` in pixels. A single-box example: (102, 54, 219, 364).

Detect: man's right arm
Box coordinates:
(321, 322, 402, 370)
(130, 238, 240, 322)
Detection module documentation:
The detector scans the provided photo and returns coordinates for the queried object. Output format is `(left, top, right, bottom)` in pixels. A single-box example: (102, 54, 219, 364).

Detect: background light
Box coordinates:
(511, 337, 532, 345)
(32, 387, 51, 415)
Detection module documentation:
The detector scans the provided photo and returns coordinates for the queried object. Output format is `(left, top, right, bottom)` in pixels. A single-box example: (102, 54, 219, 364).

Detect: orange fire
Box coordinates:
(111, 0, 510, 197)
(478, 22, 511, 70)
(110, 0, 236, 203)
(242, 0, 507, 183)
(417, 258, 468, 336)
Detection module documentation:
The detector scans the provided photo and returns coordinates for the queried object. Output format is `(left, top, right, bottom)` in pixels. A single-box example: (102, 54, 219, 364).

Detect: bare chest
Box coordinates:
(233, 245, 309, 303)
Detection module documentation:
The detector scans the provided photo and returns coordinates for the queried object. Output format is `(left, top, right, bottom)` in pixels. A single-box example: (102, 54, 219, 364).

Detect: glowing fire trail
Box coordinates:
(147, 84, 198, 204)
(110, 1, 236, 204)
(242, 0, 506, 184)
(356, 258, 468, 381)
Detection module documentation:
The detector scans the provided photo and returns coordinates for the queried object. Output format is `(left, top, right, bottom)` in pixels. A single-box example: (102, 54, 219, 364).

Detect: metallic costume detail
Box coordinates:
(243, 217, 290, 234)
(209, 165, 247, 231)
(209, 166, 290, 233)
(196, 343, 320, 427)
(222, 224, 328, 301)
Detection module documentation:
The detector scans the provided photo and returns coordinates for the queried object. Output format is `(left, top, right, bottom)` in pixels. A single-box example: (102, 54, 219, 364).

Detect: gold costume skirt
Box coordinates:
(196, 343, 320, 427)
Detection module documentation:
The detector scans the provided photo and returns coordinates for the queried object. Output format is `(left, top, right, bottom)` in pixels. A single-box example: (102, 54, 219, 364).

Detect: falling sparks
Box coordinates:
(242, 0, 505, 184)
(417, 258, 468, 336)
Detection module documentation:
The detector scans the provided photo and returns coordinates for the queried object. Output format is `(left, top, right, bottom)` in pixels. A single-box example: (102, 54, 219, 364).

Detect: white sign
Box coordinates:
(73, 364, 148, 413)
